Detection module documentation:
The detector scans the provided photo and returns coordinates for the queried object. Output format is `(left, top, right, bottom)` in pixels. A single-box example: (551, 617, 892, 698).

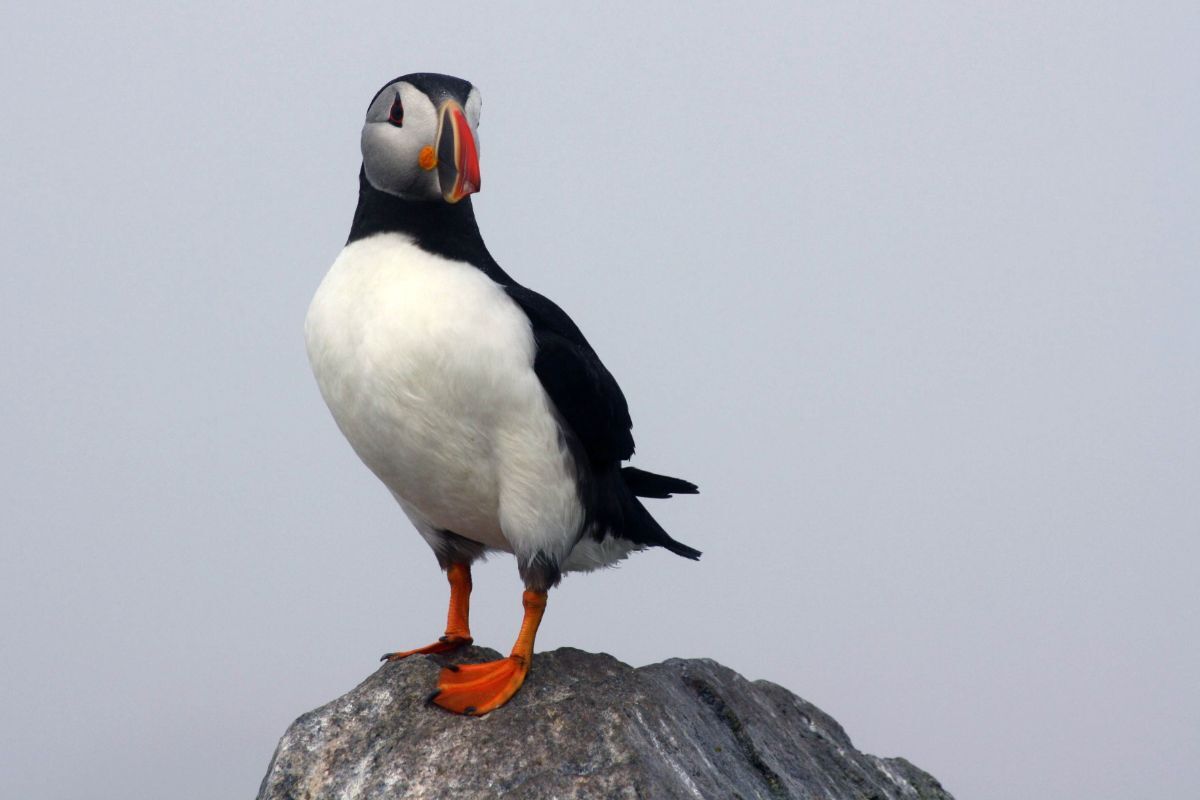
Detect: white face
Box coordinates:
(361, 81, 482, 202)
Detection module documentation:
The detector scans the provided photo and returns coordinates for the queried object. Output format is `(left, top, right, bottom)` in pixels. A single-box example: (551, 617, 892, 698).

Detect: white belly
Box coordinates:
(304, 233, 583, 559)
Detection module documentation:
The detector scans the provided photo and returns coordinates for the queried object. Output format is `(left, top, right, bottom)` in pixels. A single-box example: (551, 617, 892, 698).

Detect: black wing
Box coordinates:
(504, 283, 701, 561)
(504, 284, 634, 466)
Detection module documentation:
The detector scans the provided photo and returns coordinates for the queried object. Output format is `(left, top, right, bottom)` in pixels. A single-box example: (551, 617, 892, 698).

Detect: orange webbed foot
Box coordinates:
(380, 634, 473, 662)
(428, 588, 547, 716)
(430, 655, 529, 716)
(382, 562, 474, 662)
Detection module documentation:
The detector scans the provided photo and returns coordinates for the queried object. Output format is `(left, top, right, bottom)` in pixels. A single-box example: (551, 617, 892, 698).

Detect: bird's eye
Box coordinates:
(387, 92, 404, 127)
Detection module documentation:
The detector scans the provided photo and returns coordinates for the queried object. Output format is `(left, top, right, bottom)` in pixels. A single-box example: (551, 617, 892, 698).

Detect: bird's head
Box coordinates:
(360, 73, 482, 204)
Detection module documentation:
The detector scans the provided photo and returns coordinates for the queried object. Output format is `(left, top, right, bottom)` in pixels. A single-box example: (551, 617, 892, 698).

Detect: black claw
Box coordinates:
(444, 664, 460, 673)
(426, 689, 442, 704)
(464, 706, 477, 715)
(438, 636, 449, 643)
(380, 653, 392, 662)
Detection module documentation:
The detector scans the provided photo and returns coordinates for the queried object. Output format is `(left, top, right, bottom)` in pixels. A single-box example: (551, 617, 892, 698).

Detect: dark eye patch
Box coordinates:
(387, 92, 404, 127)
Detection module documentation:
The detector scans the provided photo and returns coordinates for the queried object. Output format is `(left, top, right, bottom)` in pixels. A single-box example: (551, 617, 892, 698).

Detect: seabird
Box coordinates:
(305, 73, 700, 715)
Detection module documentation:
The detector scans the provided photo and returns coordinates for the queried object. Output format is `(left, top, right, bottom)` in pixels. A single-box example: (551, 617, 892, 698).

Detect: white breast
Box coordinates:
(304, 233, 584, 562)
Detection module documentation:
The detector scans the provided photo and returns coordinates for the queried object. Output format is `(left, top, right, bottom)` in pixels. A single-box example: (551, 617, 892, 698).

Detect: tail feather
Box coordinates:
(587, 465, 701, 561)
(621, 466, 699, 499)
(629, 496, 702, 560)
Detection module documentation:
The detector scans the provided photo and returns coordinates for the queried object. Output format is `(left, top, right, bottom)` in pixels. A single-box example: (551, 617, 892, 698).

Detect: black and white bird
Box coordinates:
(305, 73, 699, 715)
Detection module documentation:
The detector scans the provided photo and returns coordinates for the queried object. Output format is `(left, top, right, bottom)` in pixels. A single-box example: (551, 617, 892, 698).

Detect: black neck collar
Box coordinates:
(346, 167, 512, 284)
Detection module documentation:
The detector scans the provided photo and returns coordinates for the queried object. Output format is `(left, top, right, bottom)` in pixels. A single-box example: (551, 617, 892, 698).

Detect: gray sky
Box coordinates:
(2, 3, 1197, 799)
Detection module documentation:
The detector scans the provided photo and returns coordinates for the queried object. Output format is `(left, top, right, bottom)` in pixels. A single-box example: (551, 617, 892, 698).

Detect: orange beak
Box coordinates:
(436, 100, 481, 203)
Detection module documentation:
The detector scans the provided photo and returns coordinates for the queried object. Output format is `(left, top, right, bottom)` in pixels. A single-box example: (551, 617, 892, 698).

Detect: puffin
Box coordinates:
(304, 73, 700, 716)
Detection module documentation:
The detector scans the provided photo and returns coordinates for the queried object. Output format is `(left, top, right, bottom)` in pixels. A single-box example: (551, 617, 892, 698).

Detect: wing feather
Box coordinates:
(505, 285, 634, 466)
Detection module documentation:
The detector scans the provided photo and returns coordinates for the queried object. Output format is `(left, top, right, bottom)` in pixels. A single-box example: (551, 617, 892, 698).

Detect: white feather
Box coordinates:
(305, 233, 630, 571)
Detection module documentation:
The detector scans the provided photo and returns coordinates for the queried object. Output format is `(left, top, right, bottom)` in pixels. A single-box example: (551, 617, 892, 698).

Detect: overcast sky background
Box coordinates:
(2, 3, 1197, 799)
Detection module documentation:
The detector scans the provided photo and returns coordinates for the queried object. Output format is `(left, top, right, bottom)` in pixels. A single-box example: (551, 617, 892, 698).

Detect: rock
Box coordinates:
(258, 647, 954, 800)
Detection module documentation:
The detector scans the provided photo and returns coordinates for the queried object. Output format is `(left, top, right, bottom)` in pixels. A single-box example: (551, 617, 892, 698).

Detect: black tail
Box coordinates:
(621, 466, 699, 499)
(627, 495, 702, 560)
(586, 465, 701, 561)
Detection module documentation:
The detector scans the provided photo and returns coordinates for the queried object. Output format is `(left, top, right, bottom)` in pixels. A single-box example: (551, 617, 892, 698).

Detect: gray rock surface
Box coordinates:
(258, 647, 954, 800)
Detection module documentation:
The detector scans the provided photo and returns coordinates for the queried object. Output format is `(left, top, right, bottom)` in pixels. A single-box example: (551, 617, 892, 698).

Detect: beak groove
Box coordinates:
(436, 101, 480, 203)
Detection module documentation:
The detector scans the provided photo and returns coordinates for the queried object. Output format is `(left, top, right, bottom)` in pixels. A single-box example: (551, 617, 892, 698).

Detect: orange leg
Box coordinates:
(381, 562, 474, 661)
(431, 589, 547, 716)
